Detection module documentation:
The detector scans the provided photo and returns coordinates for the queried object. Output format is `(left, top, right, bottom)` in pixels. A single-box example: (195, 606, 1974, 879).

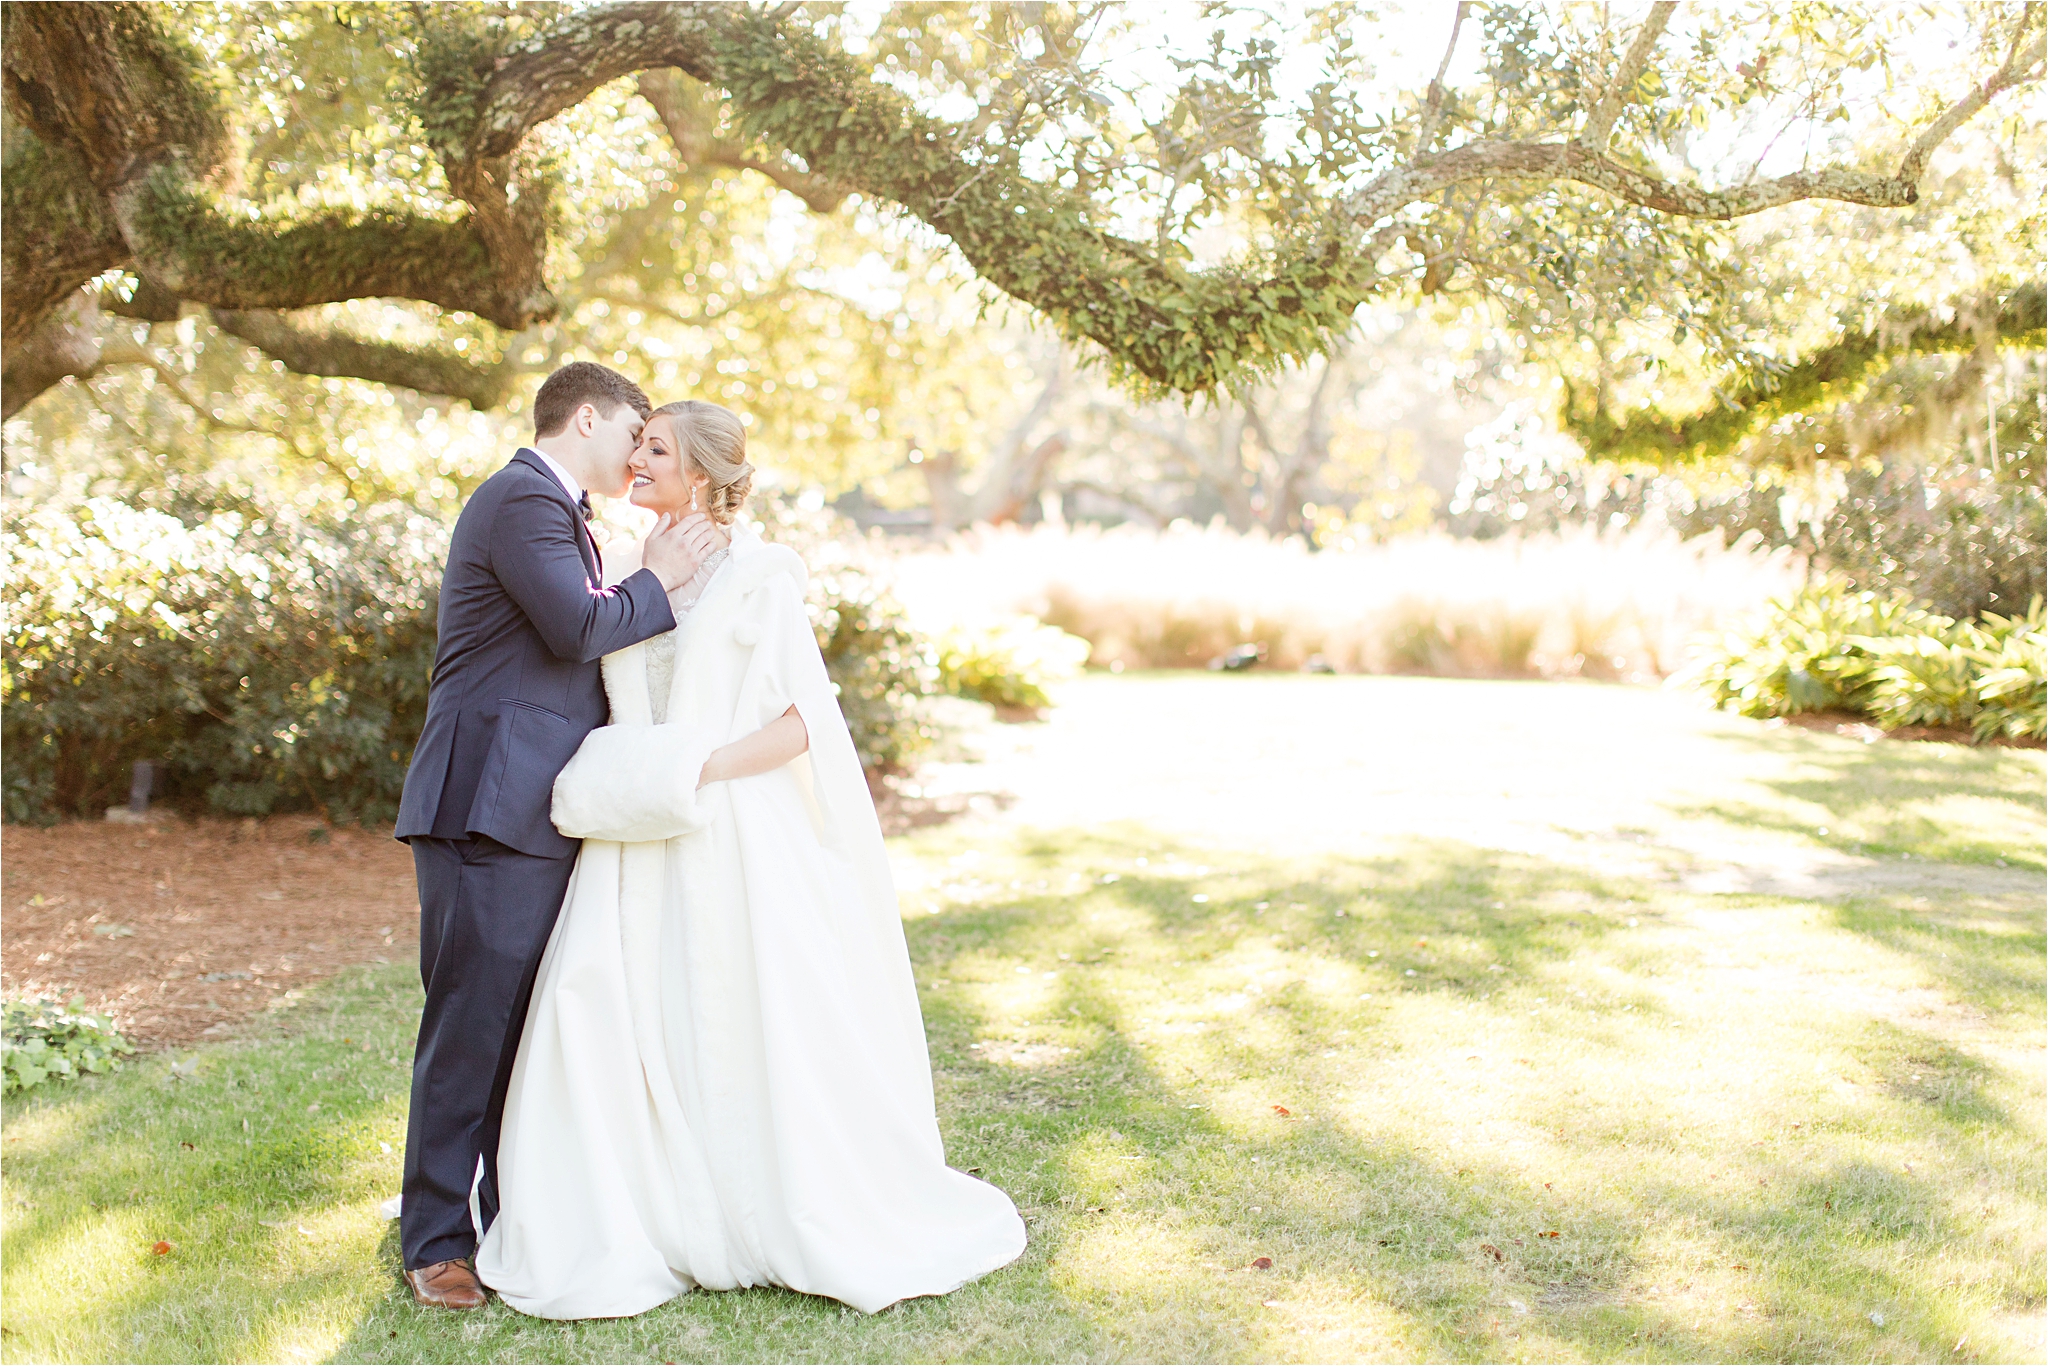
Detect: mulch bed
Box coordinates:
(2, 817, 419, 1049)
(1774, 712, 2046, 748)
(1, 790, 981, 1052)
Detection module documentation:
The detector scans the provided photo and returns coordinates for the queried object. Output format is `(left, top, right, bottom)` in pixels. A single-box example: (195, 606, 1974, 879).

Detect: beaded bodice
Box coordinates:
(642, 547, 730, 725)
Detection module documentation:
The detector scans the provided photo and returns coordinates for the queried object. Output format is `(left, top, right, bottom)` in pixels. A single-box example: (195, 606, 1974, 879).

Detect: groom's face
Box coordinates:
(584, 403, 647, 499)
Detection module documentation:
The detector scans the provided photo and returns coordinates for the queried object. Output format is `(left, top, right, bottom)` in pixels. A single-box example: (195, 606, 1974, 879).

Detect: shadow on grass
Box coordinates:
(888, 826, 2040, 1361)
(0, 965, 422, 1363)
(1849, 1017, 2015, 1131)
(1667, 727, 2047, 872)
(4, 827, 2040, 1363)
(985, 822, 1659, 1000)
(1830, 898, 2047, 1022)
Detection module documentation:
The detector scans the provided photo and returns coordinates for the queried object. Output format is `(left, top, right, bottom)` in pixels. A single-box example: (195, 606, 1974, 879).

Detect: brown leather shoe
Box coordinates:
(405, 1258, 487, 1309)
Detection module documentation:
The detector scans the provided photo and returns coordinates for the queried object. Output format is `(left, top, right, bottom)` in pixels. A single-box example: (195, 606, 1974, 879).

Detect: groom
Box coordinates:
(392, 361, 721, 1308)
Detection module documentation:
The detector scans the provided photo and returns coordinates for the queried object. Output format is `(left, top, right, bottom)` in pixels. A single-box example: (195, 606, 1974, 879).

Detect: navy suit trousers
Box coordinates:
(400, 834, 577, 1270)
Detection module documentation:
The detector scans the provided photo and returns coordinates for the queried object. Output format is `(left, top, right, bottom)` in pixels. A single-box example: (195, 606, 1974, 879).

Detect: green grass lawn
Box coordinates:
(4, 677, 2043, 1364)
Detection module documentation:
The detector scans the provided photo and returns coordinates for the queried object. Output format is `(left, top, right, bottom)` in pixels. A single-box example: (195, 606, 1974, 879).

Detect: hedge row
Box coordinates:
(2, 493, 941, 826)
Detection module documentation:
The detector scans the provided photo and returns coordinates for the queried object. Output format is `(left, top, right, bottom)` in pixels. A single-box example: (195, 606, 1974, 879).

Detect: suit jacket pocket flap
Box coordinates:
(464, 702, 588, 857)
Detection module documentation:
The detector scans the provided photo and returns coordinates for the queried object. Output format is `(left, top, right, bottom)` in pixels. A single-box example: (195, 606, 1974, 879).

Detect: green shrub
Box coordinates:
(2, 997, 135, 1096)
(1861, 632, 1982, 731)
(3, 495, 442, 826)
(808, 563, 941, 775)
(1688, 579, 2046, 742)
(936, 616, 1091, 713)
(1854, 599, 2045, 739)
(1686, 578, 1931, 718)
(3, 488, 952, 826)
(745, 489, 944, 775)
(1965, 604, 2048, 742)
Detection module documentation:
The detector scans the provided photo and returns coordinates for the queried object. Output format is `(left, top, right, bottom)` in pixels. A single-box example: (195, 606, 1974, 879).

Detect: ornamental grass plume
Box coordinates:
(887, 521, 1801, 681)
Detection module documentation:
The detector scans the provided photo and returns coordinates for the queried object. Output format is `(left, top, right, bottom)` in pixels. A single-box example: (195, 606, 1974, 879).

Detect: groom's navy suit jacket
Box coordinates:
(395, 448, 675, 859)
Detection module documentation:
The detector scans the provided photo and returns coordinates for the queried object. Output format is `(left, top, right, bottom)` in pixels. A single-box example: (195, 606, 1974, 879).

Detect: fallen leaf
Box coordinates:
(1250, 1256, 1273, 1270)
(1539, 1230, 1560, 1238)
(151, 1240, 173, 1256)
(1481, 1244, 1504, 1262)
(1271, 1104, 1291, 1117)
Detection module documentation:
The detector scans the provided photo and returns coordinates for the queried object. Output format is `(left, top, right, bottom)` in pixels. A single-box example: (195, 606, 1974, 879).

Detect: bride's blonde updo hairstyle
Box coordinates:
(652, 399, 754, 524)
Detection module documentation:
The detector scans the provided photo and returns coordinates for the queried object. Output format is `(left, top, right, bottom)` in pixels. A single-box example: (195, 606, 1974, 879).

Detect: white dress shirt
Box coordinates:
(527, 447, 583, 506)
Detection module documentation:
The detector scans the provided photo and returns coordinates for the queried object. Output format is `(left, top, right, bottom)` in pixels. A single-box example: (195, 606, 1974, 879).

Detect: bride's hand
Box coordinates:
(696, 708, 805, 792)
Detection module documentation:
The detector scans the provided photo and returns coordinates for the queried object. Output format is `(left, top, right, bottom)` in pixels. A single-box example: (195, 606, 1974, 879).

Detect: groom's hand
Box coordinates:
(643, 512, 730, 592)
(642, 513, 696, 592)
(676, 512, 728, 565)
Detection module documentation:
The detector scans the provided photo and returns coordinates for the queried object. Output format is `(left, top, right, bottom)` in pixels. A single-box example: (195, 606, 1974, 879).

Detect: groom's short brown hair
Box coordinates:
(532, 362, 651, 440)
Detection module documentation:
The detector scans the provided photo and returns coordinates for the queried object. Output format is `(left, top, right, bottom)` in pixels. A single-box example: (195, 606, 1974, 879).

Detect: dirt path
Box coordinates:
(2, 819, 417, 1047)
(904, 673, 2044, 900)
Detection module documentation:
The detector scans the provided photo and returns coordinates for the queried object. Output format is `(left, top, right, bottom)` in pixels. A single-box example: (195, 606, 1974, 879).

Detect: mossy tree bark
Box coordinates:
(1566, 282, 2048, 468)
(2, 1, 2041, 418)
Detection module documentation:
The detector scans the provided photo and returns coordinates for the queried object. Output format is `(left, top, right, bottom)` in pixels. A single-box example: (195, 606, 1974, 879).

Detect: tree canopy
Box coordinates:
(4, 0, 2041, 424)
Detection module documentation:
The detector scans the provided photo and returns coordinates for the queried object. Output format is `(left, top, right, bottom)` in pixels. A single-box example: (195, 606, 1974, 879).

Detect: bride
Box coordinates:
(474, 399, 1026, 1318)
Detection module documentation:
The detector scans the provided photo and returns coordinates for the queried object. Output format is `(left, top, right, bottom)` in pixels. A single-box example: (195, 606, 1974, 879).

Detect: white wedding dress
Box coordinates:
(473, 524, 1025, 1318)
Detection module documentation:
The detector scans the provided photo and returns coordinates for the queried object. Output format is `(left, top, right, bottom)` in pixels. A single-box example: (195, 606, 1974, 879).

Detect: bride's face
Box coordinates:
(627, 415, 710, 517)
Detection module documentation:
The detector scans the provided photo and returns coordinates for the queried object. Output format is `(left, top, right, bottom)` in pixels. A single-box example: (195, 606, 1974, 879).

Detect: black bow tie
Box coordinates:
(577, 490, 594, 523)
